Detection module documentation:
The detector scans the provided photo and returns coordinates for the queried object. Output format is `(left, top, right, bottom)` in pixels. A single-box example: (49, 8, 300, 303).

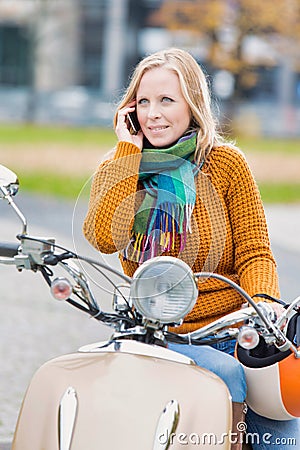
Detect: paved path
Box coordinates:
(0, 193, 299, 447)
(264, 204, 300, 300)
(0, 194, 120, 445)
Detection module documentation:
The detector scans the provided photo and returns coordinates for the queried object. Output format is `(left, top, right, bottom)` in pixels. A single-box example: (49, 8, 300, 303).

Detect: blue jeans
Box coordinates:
(168, 341, 246, 402)
(169, 341, 299, 448)
(246, 408, 299, 449)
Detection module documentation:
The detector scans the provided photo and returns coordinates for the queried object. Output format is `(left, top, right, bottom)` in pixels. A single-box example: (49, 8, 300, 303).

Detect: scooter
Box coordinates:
(0, 164, 299, 450)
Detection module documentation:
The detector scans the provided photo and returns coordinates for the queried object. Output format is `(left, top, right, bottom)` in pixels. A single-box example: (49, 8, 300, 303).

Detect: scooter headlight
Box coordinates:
(130, 256, 198, 324)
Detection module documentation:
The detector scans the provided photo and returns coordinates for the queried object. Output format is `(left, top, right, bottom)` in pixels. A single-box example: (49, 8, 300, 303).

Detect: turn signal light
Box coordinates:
(238, 326, 260, 350)
(50, 277, 72, 301)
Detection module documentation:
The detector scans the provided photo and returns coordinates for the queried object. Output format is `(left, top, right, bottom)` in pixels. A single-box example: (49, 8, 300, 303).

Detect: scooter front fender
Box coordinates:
(12, 340, 232, 450)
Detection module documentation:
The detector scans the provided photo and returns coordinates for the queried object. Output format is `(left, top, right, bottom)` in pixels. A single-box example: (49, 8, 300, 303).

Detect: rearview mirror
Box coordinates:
(0, 165, 19, 198)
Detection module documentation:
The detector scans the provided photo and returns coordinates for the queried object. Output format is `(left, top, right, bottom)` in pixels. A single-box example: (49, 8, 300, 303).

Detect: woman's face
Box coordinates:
(136, 67, 191, 148)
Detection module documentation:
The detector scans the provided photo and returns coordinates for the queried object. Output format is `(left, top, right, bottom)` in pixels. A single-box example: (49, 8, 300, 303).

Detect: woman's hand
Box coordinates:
(270, 302, 285, 320)
(269, 302, 287, 329)
(115, 101, 143, 150)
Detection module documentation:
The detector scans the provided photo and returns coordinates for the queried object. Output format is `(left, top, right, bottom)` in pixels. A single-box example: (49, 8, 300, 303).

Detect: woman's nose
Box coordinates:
(148, 104, 162, 119)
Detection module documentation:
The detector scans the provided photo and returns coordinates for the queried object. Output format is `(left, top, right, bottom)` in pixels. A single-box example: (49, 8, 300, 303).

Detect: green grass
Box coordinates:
(236, 136, 300, 154)
(19, 172, 92, 199)
(0, 124, 299, 153)
(0, 125, 299, 203)
(18, 172, 300, 203)
(0, 124, 116, 147)
(259, 183, 300, 203)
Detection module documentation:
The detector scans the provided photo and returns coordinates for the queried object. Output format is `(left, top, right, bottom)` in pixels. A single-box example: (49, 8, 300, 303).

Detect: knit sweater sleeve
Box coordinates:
(83, 141, 142, 253)
(224, 146, 280, 299)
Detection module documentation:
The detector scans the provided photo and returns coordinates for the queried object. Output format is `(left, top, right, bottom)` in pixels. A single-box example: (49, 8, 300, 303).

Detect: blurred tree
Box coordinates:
(150, 0, 300, 100)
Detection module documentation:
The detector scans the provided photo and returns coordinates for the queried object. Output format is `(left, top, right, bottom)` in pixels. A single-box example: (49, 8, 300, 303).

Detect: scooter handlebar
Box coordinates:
(0, 242, 20, 258)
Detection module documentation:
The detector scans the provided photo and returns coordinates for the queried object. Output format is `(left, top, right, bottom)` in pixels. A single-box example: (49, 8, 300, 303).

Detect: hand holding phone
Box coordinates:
(115, 102, 143, 149)
(127, 111, 141, 134)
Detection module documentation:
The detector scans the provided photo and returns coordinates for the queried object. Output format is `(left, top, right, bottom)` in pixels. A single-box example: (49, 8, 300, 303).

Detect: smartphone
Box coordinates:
(127, 111, 141, 134)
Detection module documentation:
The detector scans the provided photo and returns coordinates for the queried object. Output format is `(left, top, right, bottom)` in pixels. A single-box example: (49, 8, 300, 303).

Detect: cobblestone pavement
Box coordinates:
(0, 193, 299, 447)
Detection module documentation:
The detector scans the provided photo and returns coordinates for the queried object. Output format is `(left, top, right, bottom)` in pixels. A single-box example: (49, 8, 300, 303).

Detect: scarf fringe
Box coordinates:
(123, 202, 194, 263)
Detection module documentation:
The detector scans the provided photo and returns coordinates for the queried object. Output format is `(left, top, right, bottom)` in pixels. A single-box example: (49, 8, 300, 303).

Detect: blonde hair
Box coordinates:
(114, 48, 226, 165)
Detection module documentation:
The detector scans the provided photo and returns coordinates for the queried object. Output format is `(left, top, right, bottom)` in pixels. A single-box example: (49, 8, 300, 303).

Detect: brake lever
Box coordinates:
(276, 295, 300, 329)
(43, 252, 74, 265)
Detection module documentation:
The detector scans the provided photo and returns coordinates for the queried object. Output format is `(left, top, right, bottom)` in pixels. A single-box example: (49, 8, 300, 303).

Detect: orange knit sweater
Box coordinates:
(83, 141, 280, 333)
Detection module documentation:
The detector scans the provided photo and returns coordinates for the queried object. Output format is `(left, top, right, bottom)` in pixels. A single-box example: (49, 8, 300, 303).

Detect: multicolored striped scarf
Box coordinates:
(124, 133, 200, 263)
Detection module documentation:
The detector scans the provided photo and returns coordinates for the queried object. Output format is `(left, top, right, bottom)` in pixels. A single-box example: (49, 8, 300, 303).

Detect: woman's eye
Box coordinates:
(138, 98, 148, 105)
(162, 97, 173, 102)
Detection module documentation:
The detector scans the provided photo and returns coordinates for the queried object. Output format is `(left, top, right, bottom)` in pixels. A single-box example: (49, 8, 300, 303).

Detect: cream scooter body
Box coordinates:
(12, 340, 232, 450)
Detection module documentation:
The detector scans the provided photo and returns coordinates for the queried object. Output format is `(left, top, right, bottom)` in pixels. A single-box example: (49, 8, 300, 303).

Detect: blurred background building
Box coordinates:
(0, 0, 299, 135)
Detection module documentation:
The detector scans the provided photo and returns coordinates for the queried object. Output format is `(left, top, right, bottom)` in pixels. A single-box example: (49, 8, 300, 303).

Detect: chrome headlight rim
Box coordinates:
(130, 256, 198, 325)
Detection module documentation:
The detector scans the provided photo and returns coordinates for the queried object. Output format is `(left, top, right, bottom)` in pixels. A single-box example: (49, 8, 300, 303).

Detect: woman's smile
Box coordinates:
(148, 125, 169, 134)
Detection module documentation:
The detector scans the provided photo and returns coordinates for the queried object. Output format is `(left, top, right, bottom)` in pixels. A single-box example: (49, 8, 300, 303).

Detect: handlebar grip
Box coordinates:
(0, 242, 20, 257)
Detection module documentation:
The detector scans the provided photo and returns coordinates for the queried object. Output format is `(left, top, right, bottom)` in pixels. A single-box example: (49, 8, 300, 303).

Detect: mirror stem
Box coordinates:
(1, 187, 27, 235)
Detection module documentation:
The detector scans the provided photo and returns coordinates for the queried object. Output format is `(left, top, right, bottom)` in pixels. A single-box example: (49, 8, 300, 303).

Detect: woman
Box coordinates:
(83, 48, 298, 449)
